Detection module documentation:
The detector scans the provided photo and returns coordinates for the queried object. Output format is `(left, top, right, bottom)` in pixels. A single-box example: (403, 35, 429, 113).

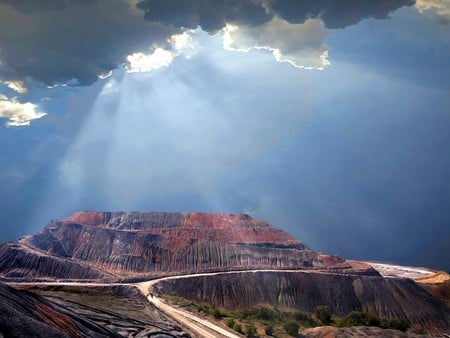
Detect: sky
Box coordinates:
(0, 0, 449, 271)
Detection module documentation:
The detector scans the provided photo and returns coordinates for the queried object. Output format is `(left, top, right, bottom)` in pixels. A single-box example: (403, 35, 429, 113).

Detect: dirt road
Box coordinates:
(8, 266, 438, 337)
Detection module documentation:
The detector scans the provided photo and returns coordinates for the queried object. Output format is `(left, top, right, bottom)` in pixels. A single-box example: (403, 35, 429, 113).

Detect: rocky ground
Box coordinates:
(6, 283, 191, 338)
(299, 326, 427, 337)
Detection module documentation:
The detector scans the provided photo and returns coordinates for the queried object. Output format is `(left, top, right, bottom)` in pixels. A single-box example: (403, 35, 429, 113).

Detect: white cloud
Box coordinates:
(0, 95, 46, 127)
(415, 0, 450, 24)
(126, 31, 195, 73)
(223, 17, 330, 70)
(4, 80, 27, 93)
(98, 70, 113, 80)
(170, 31, 194, 52)
(127, 48, 175, 73)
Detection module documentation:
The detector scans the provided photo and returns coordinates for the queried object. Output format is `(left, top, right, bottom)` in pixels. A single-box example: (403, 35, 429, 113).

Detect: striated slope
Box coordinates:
(0, 241, 113, 281)
(416, 271, 450, 307)
(156, 271, 450, 334)
(0, 211, 360, 281)
(16, 284, 190, 338)
(0, 282, 121, 338)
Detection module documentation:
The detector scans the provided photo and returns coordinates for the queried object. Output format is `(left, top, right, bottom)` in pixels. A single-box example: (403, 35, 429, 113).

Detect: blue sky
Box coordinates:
(0, 0, 449, 270)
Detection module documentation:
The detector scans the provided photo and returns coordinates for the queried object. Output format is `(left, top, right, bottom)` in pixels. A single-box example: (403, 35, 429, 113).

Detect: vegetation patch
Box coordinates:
(162, 296, 412, 337)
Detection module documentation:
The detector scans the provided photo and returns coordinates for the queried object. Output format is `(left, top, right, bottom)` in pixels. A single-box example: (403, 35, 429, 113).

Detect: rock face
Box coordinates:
(156, 271, 450, 334)
(15, 284, 189, 338)
(0, 282, 121, 338)
(0, 211, 361, 281)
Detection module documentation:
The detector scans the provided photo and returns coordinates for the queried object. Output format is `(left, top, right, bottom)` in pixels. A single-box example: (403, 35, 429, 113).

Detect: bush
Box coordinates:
(338, 312, 409, 332)
(226, 318, 235, 328)
(283, 321, 300, 336)
(314, 305, 331, 325)
(236, 309, 254, 320)
(256, 306, 275, 320)
(234, 323, 243, 334)
(212, 308, 224, 319)
(294, 311, 316, 327)
(344, 311, 380, 327)
(387, 318, 410, 332)
(245, 323, 257, 337)
(196, 304, 210, 313)
(412, 328, 427, 335)
(365, 313, 381, 327)
(265, 325, 274, 336)
(294, 311, 309, 321)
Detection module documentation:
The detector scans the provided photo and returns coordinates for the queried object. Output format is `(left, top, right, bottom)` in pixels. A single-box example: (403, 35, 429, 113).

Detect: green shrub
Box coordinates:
(335, 318, 347, 327)
(294, 311, 316, 327)
(256, 306, 275, 320)
(212, 308, 224, 319)
(294, 311, 309, 321)
(197, 304, 210, 313)
(265, 325, 274, 336)
(226, 318, 235, 328)
(234, 323, 243, 334)
(245, 323, 257, 337)
(314, 305, 331, 325)
(344, 311, 380, 327)
(387, 317, 410, 332)
(379, 317, 390, 329)
(412, 328, 427, 335)
(337, 311, 409, 332)
(283, 321, 300, 336)
(365, 313, 381, 327)
(236, 309, 253, 320)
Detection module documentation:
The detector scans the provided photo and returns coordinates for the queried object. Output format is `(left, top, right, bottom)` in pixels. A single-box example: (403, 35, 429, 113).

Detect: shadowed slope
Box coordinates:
(156, 271, 450, 334)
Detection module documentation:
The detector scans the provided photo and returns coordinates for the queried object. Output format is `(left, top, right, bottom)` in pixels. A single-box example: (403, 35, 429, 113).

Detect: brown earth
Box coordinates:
(0, 211, 373, 281)
(299, 326, 427, 337)
(155, 271, 450, 335)
(0, 282, 121, 338)
(14, 284, 190, 337)
(416, 272, 450, 308)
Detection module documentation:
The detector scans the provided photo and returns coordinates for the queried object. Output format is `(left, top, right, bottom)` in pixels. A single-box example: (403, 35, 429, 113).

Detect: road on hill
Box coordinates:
(7, 265, 437, 338)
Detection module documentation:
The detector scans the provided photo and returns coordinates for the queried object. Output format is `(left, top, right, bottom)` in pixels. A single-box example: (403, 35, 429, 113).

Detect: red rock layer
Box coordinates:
(0, 211, 343, 280)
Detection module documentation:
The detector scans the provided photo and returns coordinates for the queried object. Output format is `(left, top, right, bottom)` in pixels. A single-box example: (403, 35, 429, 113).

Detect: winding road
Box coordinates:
(7, 264, 437, 338)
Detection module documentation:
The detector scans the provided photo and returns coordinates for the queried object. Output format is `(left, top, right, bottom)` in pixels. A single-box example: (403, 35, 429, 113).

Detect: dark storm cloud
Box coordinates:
(0, 0, 176, 86)
(137, 0, 415, 33)
(269, 0, 416, 29)
(0, 0, 416, 87)
(0, 0, 97, 13)
(136, 0, 273, 32)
